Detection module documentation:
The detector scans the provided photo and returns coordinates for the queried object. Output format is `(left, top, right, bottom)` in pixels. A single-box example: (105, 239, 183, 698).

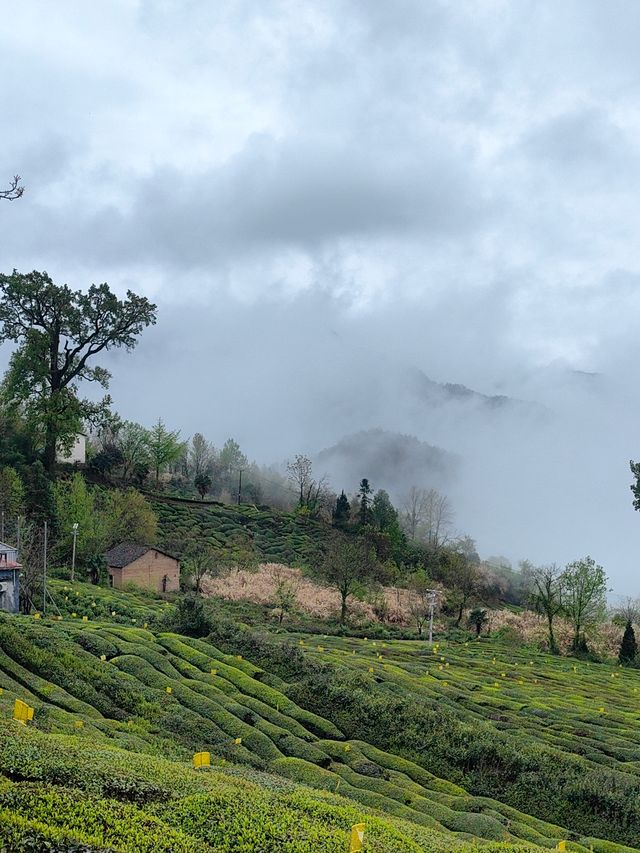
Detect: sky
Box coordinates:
(1, 0, 640, 594)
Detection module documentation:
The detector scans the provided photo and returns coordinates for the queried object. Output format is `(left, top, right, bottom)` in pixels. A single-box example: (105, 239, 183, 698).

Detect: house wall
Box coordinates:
(108, 550, 179, 593)
(0, 568, 19, 614)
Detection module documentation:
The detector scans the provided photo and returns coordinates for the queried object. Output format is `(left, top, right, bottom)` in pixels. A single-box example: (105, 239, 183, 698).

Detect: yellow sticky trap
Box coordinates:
(13, 699, 32, 724)
(234, 737, 242, 745)
(33, 612, 41, 619)
(143, 623, 148, 629)
(442, 681, 448, 686)
(317, 646, 325, 652)
(557, 842, 567, 851)
(111, 611, 116, 616)
(82, 616, 88, 622)
(368, 667, 374, 673)
(598, 706, 605, 713)
(344, 744, 351, 752)
(299, 639, 305, 645)
(210, 669, 217, 676)
(71, 612, 77, 618)
(193, 751, 211, 769)
(100, 655, 107, 661)
(236, 655, 242, 661)
(165, 687, 172, 694)
(74, 720, 84, 729)
(494, 681, 500, 687)
(350, 823, 365, 853)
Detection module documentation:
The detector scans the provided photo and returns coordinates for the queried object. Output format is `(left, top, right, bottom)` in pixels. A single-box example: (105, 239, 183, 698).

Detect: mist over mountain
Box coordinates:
(316, 428, 456, 500)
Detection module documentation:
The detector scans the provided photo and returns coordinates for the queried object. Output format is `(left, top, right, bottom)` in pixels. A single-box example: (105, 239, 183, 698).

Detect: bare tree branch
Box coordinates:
(0, 176, 24, 201)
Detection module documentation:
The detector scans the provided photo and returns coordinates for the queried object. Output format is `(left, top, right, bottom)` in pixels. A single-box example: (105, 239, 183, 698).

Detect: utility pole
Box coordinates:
(71, 522, 79, 583)
(428, 590, 438, 644)
(237, 469, 243, 505)
(43, 521, 48, 616)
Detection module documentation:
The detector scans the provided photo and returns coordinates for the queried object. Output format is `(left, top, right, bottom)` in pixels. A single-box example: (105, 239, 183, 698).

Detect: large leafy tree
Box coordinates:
(562, 555, 608, 651)
(0, 270, 156, 473)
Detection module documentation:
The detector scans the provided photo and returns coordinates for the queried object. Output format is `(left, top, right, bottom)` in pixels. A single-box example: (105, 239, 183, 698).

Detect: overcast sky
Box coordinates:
(2, 1, 640, 594)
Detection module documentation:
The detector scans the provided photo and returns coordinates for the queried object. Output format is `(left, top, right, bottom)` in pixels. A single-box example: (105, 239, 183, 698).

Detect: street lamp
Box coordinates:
(71, 523, 79, 583)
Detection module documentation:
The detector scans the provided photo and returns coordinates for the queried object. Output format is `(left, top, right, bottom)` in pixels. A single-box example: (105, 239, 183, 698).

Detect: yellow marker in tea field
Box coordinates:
(74, 720, 84, 729)
(12, 699, 34, 725)
(368, 667, 374, 673)
(193, 751, 210, 769)
(350, 823, 365, 852)
(557, 841, 566, 851)
(210, 669, 217, 676)
(100, 655, 107, 661)
(82, 616, 88, 622)
(234, 737, 242, 745)
(165, 686, 172, 694)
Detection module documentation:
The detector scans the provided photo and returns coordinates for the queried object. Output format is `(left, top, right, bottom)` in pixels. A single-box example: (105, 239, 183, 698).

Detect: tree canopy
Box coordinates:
(0, 270, 156, 473)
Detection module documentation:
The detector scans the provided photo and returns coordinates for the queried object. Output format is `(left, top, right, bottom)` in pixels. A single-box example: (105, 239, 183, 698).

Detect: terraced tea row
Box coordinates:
(0, 611, 631, 851)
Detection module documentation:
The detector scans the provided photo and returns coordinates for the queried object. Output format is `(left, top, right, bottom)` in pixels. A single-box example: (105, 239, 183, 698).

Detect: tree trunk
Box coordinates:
(456, 601, 464, 626)
(340, 592, 348, 624)
(547, 613, 558, 654)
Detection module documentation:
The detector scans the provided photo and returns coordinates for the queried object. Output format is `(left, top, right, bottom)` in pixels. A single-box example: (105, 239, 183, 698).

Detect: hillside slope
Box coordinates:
(150, 494, 335, 566)
(0, 585, 638, 851)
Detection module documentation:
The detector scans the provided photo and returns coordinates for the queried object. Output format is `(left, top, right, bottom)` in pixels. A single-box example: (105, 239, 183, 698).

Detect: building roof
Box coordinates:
(104, 542, 177, 568)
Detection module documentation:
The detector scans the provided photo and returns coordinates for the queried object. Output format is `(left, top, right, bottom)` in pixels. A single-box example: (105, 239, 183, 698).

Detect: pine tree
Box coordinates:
(332, 490, 351, 528)
(619, 619, 637, 665)
(358, 478, 372, 526)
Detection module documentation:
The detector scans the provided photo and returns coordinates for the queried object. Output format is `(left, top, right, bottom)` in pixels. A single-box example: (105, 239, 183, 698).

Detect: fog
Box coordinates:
(1, 1, 640, 594)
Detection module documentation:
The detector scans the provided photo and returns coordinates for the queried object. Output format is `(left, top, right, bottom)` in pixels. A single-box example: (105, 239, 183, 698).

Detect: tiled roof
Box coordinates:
(104, 542, 151, 568)
(104, 542, 177, 568)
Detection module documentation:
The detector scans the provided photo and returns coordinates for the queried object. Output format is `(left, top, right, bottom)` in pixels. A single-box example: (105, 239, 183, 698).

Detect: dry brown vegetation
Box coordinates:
(205, 564, 626, 656)
(204, 563, 421, 625)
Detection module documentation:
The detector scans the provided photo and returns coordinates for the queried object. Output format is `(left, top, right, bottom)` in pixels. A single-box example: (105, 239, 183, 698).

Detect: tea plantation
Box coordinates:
(0, 584, 639, 851)
(150, 494, 334, 564)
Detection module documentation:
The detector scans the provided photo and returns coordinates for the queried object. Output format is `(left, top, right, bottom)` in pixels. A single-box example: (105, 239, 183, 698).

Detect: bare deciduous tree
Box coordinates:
(189, 432, 215, 479)
(286, 454, 330, 516)
(528, 563, 564, 654)
(401, 487, 453, 548)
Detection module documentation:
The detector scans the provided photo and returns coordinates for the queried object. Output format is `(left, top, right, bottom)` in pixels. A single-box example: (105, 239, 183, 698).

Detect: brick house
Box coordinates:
(0, 541, 21, 614)
(105, 543, 179, 594)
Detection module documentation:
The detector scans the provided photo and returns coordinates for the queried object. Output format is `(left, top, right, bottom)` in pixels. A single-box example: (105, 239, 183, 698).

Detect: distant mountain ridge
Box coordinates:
(407, 367, 543, 414)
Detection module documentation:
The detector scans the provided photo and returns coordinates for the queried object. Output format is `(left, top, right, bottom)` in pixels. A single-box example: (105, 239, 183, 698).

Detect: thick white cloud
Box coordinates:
(2, 1, 640, 592)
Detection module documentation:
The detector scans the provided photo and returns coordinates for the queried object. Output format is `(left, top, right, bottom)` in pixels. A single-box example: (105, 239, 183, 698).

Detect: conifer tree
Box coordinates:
(619, 619, 637, 665)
